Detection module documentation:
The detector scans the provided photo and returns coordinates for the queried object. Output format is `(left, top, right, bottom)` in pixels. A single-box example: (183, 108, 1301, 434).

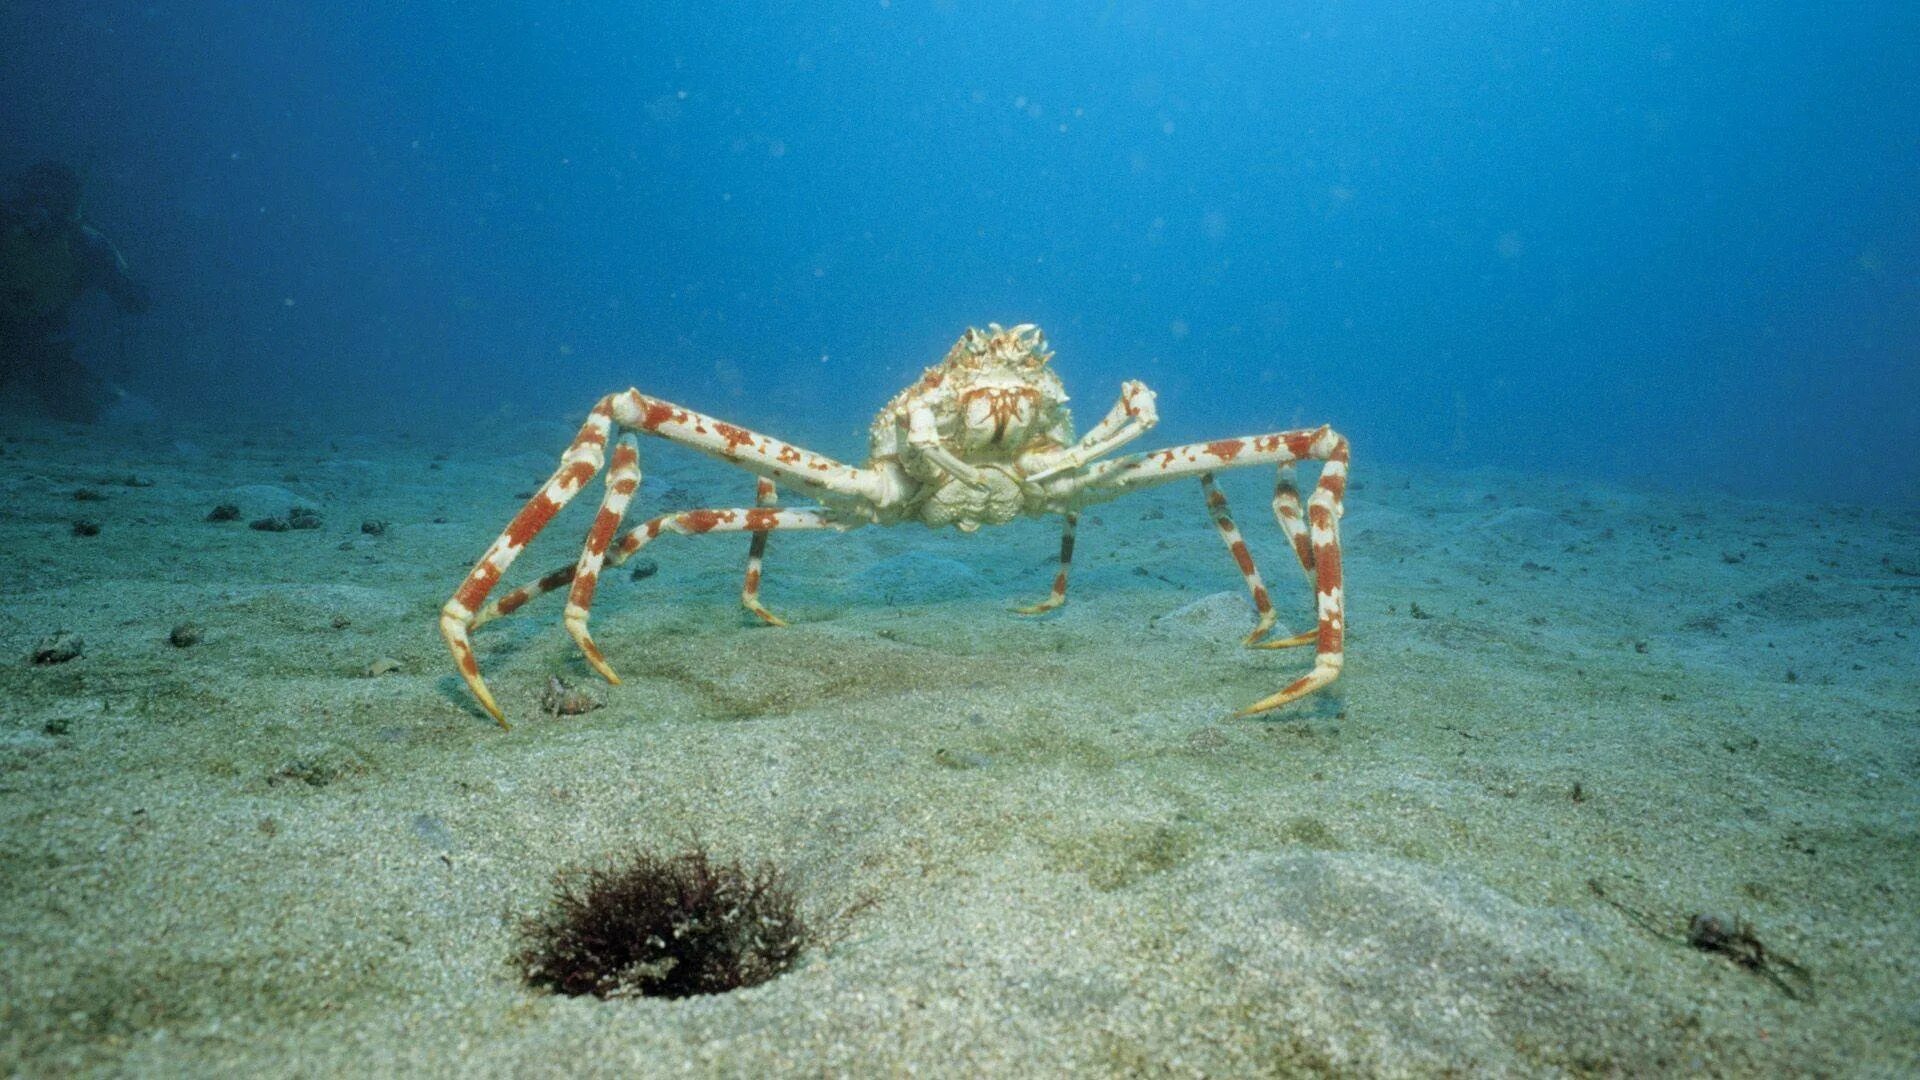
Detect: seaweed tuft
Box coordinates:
(517, 846, 809, 1000)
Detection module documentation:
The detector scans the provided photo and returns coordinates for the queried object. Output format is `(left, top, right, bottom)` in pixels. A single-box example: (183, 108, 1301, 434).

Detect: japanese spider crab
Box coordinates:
(441, 323, 1348, 728)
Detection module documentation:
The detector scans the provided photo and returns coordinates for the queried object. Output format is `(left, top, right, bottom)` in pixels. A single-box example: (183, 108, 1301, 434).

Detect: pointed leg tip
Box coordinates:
(471, 683, 510, 728)
(1013, 598, 1064, 616)
(1251, 629, 1318, 651)
(1233, 696, 1289, 719)
(1236, 668, 1340, 717)
(744, 603, 788, 627)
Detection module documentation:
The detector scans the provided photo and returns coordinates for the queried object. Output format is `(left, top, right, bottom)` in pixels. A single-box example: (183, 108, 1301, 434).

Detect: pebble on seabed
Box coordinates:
(30, 630, 84, 665)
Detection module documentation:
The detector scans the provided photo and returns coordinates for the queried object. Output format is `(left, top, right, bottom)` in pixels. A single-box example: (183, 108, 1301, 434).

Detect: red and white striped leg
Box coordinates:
(1014, 512, 1078, 614)
(1235, 431, 1347, 714)
(608, 389, 885, 504)
(449, 388, 894, 724)
(473, 503, 842, 630)
(1069, 426, 1350, 716)
(609, 506, 844, 563)
(563, 438, 642, 684)
(1198, 474, 1286, 645)
(1244, 465, 1319, 651)
(741, 478, 786, 626)
(470, 565, 575, 630)
(1271, 465, 1315, 580)
(468, 507, 843, 707)
(440, 396, 616, 726)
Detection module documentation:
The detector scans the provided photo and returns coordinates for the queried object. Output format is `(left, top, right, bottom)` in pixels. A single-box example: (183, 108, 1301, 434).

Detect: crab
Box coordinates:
(440, 323, 1349, 728)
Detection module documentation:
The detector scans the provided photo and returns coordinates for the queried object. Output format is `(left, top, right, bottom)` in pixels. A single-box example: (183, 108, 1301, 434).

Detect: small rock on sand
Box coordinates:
(30, 631, 84, 665)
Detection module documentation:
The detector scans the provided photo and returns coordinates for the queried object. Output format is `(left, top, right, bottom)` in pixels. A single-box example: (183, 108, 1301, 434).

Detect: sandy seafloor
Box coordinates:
(1, 413, 1915, 1078)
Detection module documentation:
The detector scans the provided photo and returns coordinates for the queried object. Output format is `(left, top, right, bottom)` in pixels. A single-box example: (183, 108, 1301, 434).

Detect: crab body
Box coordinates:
(440, 323, 1350, 728)
(866, 324, 1071, 530)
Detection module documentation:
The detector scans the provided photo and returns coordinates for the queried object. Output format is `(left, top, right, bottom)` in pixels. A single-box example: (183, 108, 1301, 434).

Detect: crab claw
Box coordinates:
(1023, 458, 1079, 484)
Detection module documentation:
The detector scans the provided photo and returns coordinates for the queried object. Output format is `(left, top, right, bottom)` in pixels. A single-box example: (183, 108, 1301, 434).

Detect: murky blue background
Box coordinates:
(5, 2, 1914, 501)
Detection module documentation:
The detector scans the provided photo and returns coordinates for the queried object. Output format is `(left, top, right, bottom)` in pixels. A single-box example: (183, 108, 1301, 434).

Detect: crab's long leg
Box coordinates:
(471, 505, 844, 630)
(450, 387, 897, 725)
(471, 564, 575, 629)
(1272, 466, 1315, 580)
(560, 503, 848, 672)
(741, 478, 786, 626)
(440, 397, 616, 726)
(1064, 426, 1350, 715)
(609, 390, 886, 505)
(1248, 466, 1320, 649)
(470, 393, 884, 636)
(1236, 434, 1347, 714)
(1014, 512, 1078, 614)
(1198, 475, 1287, 645)
(612, 506, 846, 562)
(563, 437, 642, 684)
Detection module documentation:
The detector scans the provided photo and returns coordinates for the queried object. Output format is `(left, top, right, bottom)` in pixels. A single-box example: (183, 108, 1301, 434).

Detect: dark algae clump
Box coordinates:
(1589, 878, 1813, 1001)
(518, 846, 809, 1000)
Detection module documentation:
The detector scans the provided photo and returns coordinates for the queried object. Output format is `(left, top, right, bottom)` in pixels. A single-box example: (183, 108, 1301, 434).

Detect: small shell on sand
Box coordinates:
(542, 676, 602, 717)
(30, 631, 84, 665)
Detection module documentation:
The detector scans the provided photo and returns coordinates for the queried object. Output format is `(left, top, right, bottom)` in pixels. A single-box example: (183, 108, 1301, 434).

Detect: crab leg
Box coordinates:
(1014, 512, 1078, 614)
(474, 495, 833, 630)
(440, 397, 617, 726)
(741, 478, 785, 626)
(448, 389, 889, 725)
(556, 505, 843, 686)
(1199, 475, 1298, 646)
(1067, 426, 1350, 715)
(1271, 466, 1315, 580)
(1198, 474, 1318, 649)
(607, 389, 887, 503)
(563, 437, 642, 685)
(466, 505, 842, 706)
(470, 506, 846, 635)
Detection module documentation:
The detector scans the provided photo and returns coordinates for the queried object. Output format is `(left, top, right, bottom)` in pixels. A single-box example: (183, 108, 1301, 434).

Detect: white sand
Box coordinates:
(2, 416, 1915, 1076)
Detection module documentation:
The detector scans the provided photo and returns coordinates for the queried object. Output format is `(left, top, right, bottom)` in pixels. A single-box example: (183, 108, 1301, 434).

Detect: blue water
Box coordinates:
(5, 2, 1915, 502)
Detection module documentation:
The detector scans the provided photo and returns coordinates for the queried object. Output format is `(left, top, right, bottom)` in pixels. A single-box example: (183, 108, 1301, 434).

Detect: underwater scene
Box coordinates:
(2, 3, 1916, 1076)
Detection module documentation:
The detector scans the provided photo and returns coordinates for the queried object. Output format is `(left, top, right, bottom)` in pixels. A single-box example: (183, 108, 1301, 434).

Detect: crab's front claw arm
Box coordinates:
(907, 402, 990, 489)
(1026, 380, 1159, 483)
